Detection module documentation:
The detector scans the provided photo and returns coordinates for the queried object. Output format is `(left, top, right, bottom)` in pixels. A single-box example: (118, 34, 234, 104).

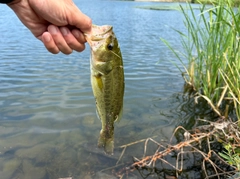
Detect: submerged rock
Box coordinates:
(22, 160, 46, 179)
(94, 172, 117, 179)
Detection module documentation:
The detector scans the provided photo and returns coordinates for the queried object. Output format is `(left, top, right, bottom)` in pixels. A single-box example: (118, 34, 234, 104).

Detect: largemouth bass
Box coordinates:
(85, 25, 124, 155)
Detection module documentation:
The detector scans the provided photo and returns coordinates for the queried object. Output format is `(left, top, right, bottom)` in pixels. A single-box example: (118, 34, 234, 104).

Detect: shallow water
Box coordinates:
(0, 1, 190, 178)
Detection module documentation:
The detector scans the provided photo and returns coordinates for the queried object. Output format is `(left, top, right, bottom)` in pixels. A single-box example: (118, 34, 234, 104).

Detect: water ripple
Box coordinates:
(0, 1, 187, 178)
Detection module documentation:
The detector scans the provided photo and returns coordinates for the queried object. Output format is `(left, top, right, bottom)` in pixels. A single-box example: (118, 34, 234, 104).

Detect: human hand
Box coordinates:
(8, 0, 92, 54)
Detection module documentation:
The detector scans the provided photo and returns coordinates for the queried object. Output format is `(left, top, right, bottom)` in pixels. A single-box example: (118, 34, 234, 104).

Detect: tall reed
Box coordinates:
(163, 0, 240, 119)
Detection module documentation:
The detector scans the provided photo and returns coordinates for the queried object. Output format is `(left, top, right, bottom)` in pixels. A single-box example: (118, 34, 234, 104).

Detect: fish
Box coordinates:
(84, 25, 124, 155)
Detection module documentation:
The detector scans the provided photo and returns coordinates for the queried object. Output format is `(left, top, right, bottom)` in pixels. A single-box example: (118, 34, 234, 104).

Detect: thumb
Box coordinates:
(68, 4, 92, 34)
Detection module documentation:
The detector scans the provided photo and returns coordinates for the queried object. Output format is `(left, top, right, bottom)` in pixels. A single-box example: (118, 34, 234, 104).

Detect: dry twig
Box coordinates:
(118, 118, 240, 178)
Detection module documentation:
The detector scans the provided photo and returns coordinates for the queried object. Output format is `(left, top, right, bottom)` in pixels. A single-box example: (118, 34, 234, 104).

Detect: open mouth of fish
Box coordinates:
(84, 25, 113, 44)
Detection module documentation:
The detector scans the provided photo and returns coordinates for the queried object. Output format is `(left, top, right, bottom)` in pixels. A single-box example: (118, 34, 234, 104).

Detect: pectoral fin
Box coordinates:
(93, 74, 103, 91)
(96, 76, 103, 90)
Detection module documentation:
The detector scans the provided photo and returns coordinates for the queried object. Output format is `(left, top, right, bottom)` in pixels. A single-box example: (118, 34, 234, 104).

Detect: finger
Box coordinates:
(48, 25, 72, 54)
(60, 27, 86, 52)
(72, 29, 86, 44)
(42, 32, 60, 54)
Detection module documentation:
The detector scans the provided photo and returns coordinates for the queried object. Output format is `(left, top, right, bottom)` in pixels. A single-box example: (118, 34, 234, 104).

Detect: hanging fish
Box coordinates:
(85, 25, 124, 155)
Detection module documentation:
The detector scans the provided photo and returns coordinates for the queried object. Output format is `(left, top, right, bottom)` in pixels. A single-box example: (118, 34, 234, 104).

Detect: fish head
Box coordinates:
(85, 25, 122, 74)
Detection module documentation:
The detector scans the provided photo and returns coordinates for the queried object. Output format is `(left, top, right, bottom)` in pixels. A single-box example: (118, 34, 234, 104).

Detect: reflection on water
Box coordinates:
(0, 1, 187, 178)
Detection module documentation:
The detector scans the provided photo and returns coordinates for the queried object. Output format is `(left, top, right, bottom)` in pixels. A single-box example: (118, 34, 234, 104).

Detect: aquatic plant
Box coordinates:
(162, 0, 240, 119)
(219, 143, 240, 171)
(196, 0, 240, 7)
(160, 0, 240, 175)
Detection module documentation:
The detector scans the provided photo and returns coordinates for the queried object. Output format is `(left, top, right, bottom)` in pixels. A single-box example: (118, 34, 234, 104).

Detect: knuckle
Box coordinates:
(74, 44, 85, 52)
(86, 18, 92, 30)
(49, 48, 59, 54)
(62, 49, 73, 55)
(49, 49, 59, 54)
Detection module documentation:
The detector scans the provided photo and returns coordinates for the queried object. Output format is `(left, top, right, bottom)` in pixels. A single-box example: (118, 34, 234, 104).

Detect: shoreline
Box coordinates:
(119, 0, 240, 6)
(134, 0, 188, 1)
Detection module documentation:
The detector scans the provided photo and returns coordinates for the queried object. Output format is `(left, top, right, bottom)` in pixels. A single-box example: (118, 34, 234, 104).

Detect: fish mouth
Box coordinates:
(84, 25, 113, 43)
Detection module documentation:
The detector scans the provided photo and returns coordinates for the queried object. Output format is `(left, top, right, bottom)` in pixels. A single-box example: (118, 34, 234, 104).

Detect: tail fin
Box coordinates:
(98, 130, 114, 155)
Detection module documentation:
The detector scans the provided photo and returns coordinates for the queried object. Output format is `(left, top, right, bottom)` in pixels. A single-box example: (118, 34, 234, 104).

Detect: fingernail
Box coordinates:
(60, 27, 69, 36)
(43, 34, 51, 42)
(72, 30, 80, 38)
(48, 25, 58, 35)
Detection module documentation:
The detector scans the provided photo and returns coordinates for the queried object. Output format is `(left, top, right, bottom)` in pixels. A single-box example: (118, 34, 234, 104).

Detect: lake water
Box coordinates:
(0, 1, 191, 178)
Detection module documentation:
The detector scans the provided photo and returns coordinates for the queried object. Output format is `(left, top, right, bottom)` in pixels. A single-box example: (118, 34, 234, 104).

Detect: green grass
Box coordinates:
(162, 0, 240, 119)
(196, 0, 240, 6)
(219, 143, 240, 171)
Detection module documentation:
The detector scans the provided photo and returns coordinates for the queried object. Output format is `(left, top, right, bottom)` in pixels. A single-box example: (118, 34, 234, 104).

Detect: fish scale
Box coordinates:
(85, 25, 124, 155)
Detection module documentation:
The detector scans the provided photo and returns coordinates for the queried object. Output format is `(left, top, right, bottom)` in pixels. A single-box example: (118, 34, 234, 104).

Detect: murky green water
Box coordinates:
(0, 1, 191, 178)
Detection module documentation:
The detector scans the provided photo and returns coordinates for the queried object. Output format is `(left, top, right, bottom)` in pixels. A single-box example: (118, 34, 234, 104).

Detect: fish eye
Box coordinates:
(107, 43, 114, 50)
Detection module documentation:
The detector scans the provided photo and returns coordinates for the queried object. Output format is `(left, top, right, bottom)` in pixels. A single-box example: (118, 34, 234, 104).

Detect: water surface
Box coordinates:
(0, 1, 188, 178)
